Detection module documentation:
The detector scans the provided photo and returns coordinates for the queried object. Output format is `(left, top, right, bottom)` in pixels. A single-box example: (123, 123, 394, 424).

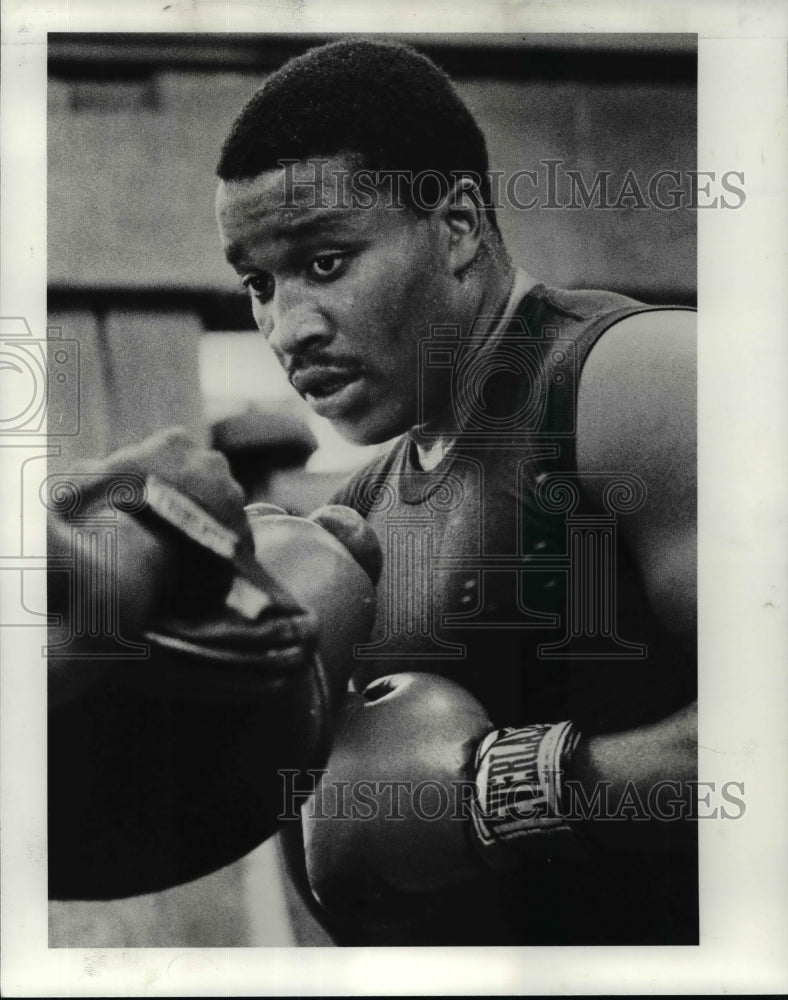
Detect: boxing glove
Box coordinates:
(307, 504, 383, 586)
(48, 432, 381, 899)
(302, 673, 494, 919)
(47, 427, 253, 705)
(137, 505, 376, 709)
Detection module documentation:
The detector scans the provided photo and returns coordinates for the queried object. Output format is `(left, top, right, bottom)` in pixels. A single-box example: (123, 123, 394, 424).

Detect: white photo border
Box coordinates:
(1, 0, 787, 995)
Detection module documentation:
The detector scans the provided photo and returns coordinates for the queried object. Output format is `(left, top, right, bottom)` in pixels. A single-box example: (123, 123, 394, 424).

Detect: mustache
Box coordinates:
(284, 350, 362, 381)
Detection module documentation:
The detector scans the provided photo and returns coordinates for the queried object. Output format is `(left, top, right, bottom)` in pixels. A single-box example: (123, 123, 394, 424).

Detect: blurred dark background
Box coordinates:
(47, 32, 696, 947)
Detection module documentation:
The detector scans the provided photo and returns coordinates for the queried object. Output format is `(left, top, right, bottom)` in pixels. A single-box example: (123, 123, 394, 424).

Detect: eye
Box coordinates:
(307, 252, 347, 281)
(242, 273, 275, 303)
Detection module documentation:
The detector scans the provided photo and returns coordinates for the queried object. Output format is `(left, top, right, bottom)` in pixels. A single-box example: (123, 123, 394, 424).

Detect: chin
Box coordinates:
(334, 410, 411, 448)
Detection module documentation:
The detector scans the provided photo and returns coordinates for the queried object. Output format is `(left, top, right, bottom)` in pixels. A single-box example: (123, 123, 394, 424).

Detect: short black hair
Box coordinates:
(217, 38, 498, 228)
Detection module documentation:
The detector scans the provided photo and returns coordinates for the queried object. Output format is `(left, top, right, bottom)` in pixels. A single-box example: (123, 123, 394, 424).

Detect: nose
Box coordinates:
(265, 284, 332, 362)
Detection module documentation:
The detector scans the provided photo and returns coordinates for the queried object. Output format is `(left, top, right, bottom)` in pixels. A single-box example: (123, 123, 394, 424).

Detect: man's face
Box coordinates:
(216, 157, 459, 445)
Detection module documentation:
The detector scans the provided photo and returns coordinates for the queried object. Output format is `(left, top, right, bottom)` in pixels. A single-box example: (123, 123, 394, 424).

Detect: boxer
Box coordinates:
(215, 39, 698, 945)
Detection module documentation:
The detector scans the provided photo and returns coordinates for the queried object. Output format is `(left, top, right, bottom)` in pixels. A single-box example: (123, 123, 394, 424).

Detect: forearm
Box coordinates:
(566, 700, 697, 852)
(471, 700, 698, 865)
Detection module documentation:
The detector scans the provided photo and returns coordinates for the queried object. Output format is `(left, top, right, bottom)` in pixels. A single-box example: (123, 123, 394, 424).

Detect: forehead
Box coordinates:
(216, 156, 403, 263)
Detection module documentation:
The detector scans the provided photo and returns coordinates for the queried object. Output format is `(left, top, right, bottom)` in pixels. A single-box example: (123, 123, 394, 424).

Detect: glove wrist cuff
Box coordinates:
(470, 720, 589, 869)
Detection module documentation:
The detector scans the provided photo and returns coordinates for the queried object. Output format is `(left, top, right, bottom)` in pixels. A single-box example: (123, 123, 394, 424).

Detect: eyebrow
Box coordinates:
(274, 208, 356, 234)
(224, 209, 358, 268)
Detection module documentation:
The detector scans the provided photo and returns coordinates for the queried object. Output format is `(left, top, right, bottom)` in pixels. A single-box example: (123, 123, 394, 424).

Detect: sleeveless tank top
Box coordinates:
(328, 283, 698, 945)
(335, 283, 697, 731)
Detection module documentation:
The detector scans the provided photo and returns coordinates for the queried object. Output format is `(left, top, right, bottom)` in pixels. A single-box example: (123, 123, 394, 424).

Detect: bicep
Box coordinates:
(576, 309, 696, 648)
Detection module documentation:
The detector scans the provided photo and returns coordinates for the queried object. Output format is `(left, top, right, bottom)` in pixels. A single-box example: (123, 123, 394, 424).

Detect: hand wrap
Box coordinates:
(470, 721, 589, 866)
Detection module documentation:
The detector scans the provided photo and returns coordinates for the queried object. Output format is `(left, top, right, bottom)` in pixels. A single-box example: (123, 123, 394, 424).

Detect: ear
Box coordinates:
(437, 177, 485, 274)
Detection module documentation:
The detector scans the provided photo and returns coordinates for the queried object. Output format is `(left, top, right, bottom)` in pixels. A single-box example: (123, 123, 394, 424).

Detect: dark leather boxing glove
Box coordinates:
(301, 673, 494, 922)
(135, 504, 377, 711)
(48, 433, 380, 900)
(47, 427, 253, 705)
(307, 504, 383, 586)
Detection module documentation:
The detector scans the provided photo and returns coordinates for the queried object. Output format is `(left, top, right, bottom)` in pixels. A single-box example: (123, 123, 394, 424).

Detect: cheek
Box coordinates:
(358, 243, 436, 334)
(329, 223, 441, 363)
(327, 266, 401, 350)
(250, 298, 268, 331)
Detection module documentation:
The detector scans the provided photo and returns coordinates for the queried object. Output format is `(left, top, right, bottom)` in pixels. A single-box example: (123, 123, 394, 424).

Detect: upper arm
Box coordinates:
(576, 309, 696, 647)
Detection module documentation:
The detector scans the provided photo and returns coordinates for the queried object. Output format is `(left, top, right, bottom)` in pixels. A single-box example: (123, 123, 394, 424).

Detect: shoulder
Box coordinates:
(518, 284, 646, 324)
(576, 307, 696, 484)
(575, 308, 696, 642)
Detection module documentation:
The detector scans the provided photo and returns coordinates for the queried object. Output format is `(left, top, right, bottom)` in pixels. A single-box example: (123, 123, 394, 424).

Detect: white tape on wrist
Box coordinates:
(471, 720, 588, 867)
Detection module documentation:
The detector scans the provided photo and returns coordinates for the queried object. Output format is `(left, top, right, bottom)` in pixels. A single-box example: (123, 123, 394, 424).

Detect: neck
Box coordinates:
(478, 258, 518, 321)
(413, 256, 537, 467)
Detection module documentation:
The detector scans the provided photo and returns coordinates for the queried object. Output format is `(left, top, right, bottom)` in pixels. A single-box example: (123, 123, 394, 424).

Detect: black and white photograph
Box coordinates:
(1, 1, 786, 995)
